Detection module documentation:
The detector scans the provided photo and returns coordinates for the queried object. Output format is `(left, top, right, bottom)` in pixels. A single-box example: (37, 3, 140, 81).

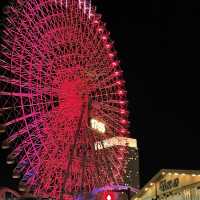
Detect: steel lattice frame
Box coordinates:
(0, 187, 20, 199)
(0, 0, 130, 199)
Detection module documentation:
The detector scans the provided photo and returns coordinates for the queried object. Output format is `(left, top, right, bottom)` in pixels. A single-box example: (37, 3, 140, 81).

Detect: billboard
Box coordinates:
(94, 137, 137, 151)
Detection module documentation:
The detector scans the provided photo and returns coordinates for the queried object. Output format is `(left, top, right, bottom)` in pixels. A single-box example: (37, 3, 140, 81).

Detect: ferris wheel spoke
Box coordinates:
(0, 91, 37, 98)
(7, 139, 41, 168)
(101, 151, 118, 184)
(79, 126, 101, 191)
(91, 103, 127, 134)
(4, 125, 31, 145)
(79, 137, 89, 193)
(4, 112, 39, 127)
(0, 74, 57, 96)
(84, 129, 103, 187)
(60, 102, 86, 199)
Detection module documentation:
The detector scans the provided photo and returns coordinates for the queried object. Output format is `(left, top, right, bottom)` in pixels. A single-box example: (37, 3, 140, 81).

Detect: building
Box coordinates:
(132, 169, 200, 200)
(94, 137, 139, 189)
(123, 138, 139, 189)
(94, 137, 139, 199)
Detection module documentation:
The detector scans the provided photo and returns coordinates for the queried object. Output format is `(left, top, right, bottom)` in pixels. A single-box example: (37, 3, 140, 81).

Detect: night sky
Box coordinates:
(0, 0, 200, 191)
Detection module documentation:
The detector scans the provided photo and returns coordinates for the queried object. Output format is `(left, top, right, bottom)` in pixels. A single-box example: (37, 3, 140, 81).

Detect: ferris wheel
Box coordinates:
(0, 0, 131, 199)
(0, 187, 20, 200)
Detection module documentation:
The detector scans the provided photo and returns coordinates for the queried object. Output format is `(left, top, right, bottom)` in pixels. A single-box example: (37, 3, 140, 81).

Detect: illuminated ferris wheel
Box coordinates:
(0, 187, 20, 200)
(0, 0, 132, 199)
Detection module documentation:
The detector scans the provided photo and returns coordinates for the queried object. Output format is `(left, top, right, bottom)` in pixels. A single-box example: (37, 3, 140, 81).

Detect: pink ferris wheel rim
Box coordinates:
(0, 187, 20, 199)
(0, 0, 130, 199)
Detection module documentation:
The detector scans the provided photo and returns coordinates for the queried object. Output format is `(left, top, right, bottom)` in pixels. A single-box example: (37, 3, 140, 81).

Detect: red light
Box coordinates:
(119, 100, 125, 105)
(112, 62, 117, 67)
(102, 192, 115, 200)
(116, 81, 121, 85)
(120, 128, 126, 133)
(118, 90, 123, 95)
(114, 71, 120, 76)
(106, 194, 112, 200)
(120, 119, 127, 124)
(102, 35, 107, 40)
(120, 109, 126, 114)
(106, 44, 111, 48)
(109, 53, 114, 57)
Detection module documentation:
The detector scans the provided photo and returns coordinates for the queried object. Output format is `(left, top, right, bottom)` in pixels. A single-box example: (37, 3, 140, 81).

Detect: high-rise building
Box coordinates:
(123, 139, 140, 189)
(94, 137, 140, 199)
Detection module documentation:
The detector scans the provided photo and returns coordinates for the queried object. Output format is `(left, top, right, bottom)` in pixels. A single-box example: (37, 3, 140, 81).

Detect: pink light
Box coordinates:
(98, 28, 103, 32)
(106, 44, 111, 49)
(120, 119, 127, 124)
(120, 109, 126, 114)
(112, 62, 118, 67)
(115, 71, 119, 76)
(120, 128, 126, 133)
(119, 100, 125, 105)
(114, 71, 120, 76)
(102, 35, 107, 40)
(118, 90, 123, 95)
(116, 81, 122, 85)
(94, 20, 99, 24)
(109, 53, 114, 57)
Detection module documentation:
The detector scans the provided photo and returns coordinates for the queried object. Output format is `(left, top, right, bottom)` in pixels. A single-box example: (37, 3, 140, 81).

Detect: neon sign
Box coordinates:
(94, 137, 138, 151)
(90, 118, 106, 133)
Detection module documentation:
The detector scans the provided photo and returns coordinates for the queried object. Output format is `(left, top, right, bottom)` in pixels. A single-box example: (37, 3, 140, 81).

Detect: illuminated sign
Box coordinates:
(90, 118, 106, 133)
(94, 137, 137, 151)
(159, 178, 179, 192)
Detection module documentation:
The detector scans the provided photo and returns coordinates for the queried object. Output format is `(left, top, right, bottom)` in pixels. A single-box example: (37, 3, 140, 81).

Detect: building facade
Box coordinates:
(94, 137, 139, 199)
(123, 142, 139, 189)
(132, 169, 200, 200)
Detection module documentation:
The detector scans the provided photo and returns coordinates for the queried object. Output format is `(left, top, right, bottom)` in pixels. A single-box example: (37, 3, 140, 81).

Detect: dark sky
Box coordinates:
(0, 0, 200, 191)
(95, 0, 200, 186)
